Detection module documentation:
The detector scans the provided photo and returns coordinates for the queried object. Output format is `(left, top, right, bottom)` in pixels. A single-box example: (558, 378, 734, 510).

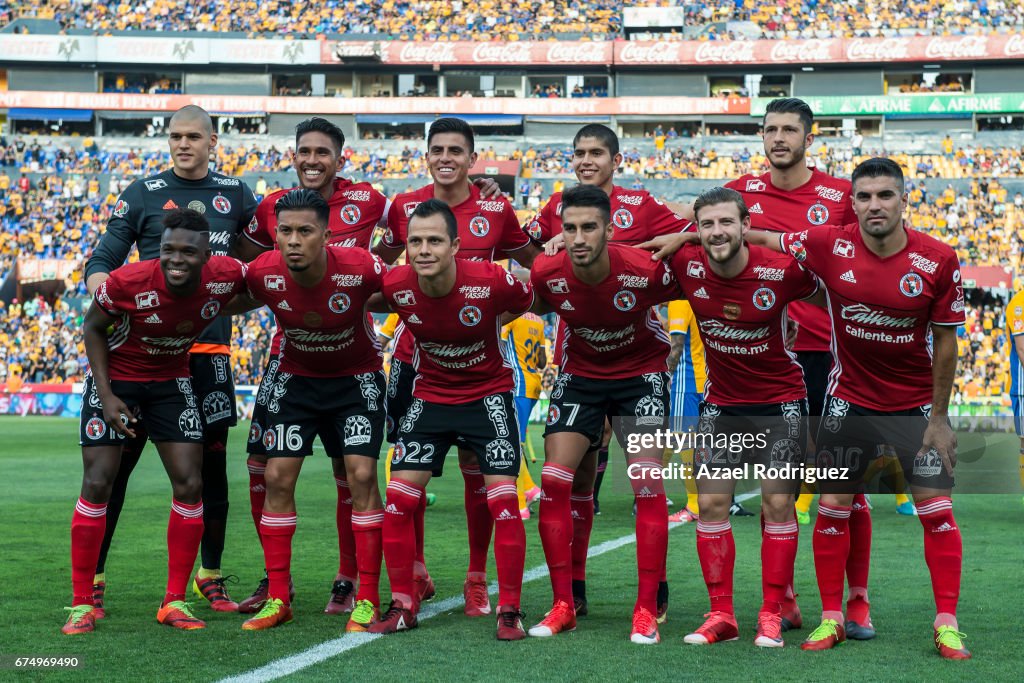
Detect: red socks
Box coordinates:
(916, 497, 962, 621)
(351, 509, 383, 605)
(846, 493, 872, 598)
(813, 503, 851, 620)
(165, 499, 204, 605)
(246, 458, 266, 545)
(335, 476, 357, 582)
(538, 463, 575, 604)
(260, 511, 297, 604)
(381, 479, 422, 608)
(461, 466, 492, 576)
(570, 490, 594, 583)
(761, 519, 798, 614)
(630, 461, 668, 614)
(70, 497, 107, 606)
(413, 489, 427, 576)
(486, 483, 525, 609)
(696, 519, 735, 614)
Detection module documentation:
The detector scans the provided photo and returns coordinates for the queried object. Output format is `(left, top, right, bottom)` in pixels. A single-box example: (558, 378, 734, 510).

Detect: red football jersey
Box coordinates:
(245, 247, 386, 377)
(725, 169, 856, 354)
(382, 259, 534, 404)
(527, 185, 688, 245)
(779, 224, 965, 411)
(532, 244, 680, 379)
(245, 178, 389, 356)
(670, 243, 817, 405)
(94, 256, 246, 381)
(383, 182, 532, 365)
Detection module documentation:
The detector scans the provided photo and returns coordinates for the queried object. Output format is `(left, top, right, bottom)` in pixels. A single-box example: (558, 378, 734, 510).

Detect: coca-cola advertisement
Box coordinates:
(322, 40, 612, 65)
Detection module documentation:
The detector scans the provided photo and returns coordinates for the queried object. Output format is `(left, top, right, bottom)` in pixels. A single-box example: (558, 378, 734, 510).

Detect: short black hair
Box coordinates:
(693, 186, 749, 223)
(427, 117, 475, 153)
(274, 188, 330, 228)
(295, 117, 345, 155)
(573, 123, 619, 157)
(561, 183, 611, 224)
(162, 207, 210, 233)
(851, 157, 906, 194)
(763, 98, 814, 136)
(409, 198, 458, 241)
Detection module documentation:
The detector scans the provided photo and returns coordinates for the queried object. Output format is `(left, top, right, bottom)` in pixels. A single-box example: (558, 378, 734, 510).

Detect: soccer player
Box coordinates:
(370, 199, 534, 640)
(750, 158, 970, 659)
(232, 117, 388, 616)
(84, 105, 258, 614)
(373, 117, 540, 617)
(234, 189, 389, 632)
(667, 187, 819, 648)
(645, 98, 863, 632)
(666, 299, 704, 524)
(64, 209, 247, 634)
(528, 184, 680, 645)
(529, 123, 689, 620)
(1007, 286, 1024, 505)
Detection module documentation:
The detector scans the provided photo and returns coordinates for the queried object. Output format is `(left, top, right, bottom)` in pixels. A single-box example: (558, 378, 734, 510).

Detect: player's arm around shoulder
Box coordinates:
(85, 179, 147, 294)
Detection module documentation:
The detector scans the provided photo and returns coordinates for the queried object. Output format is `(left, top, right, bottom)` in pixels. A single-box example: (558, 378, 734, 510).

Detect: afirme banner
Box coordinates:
(1, 33, 1022, 67)
(751, 93, 1024, 116)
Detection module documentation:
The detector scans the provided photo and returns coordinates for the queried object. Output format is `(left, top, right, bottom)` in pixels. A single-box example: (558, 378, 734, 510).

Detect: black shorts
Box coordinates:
(543, 372, 671, 447)
(796, 351, 830, 418)
(815, 395, 955, 492)
(393, 392, 521, 476)
(247, 354, 281, 456)
(262, 371, 386, 459)
(385, 358, 416, 444)
(694, 400, 808, 486)
(80, 374, 204, 446)
(189, 353, 237, 429)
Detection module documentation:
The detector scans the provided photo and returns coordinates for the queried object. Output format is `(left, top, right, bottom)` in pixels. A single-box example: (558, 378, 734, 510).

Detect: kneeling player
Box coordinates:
(370, 199, 534, 640)
(528, 184, 680, 644)
(668, 187, 818, 647)
(64, 209, 246, 634)
(236, 189, 388, 632)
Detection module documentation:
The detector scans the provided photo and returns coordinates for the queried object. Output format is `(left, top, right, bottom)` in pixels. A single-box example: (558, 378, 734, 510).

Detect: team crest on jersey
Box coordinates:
(459, 305, 482, 326)
(248, 422, 262, 444)
(469, 216, 490, 238)
(135, 291, 160, 309)
(113, 199, 129, 217)
(265, 275, 286, 291)
(787, 240, 807, 262)
(201, 300, 221, 319)
(188, 200, 206, 214)
(263, 428, 277, 451)
(806, 203, 829, 225)
(752, 287, 776, 311)
(612, 208, 634, 230)
(546, 405, 561, 425)
(329, 292, 351, 314)
(85, 417, 107, 439)
(340, 204, 362, 225)
(212, 195, 231, 214)
(899, 272, 924, 298)
(613, 290, 637, 312)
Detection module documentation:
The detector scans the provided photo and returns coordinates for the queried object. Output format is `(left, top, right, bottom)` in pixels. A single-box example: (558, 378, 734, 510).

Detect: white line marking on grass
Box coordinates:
(218, 492, 759, 683)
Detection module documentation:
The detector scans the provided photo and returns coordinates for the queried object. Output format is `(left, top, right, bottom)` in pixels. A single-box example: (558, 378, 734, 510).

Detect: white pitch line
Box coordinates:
(218, 491, 760, 683)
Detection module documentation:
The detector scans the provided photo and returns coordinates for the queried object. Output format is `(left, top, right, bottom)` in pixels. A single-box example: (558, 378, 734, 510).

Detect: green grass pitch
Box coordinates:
(2, 416, 1020, 681)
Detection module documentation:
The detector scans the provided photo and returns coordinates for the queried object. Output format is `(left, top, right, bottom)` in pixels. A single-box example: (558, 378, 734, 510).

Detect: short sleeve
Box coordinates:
(244, 196, 276, 249)
(496, 265, 534, 315)
(382, 200, 405, 248)
(641, 195, 689, 238)
(94, 275, 122, 316)
(499, 202, 532, 254)
(1008, 293, 1024, 337)
(667, 300, 692, 334)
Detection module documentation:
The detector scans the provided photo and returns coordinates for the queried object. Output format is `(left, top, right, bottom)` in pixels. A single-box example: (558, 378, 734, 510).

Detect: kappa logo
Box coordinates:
(340, 204, 362, 225)
(560, 300, 575, 311)
(693, 286, 709, 299)
(265, 275, 286, 291)
(212, 195, 232, 214)
(468, 216, 490, 237)
(277, 300, 292, 311)
(328, 292, 351, 314)
(135, 291, 159, 309)
(459, 305, 482, 326)
(686, 261, 706, 279)
(807, 203, 829, 225)
(546, 278, 569, 294)
(749, 202, 764, 214)
(612, 208, 634, 230)
(145, 179, 168, 192)
(833, 239, 855, 258)
(201, 300, 221, 319)
(613, 290, 637, 312)
(840, 270, 857, 284)
(144, 313, 163, 324)
(394, 290, 417, 307)
(746, 179, 766, 192)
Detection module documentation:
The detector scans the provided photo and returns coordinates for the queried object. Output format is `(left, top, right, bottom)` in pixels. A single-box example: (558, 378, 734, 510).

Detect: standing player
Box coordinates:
(529, 123, 690, 619)
(668, 187, 818, 648)
(1007, 286, 1024, 505)
(234, 189, 388, 632)
(373, 117, 540, 617)
(646, 98, 864, 632)
(751, 158, 970, 658)
(84, 105, 258, 615)
(528, 184, 680, 644)
(370, 199, 534, 640)
(64, 209, 247, 634)
(666, 298, 704, 524)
